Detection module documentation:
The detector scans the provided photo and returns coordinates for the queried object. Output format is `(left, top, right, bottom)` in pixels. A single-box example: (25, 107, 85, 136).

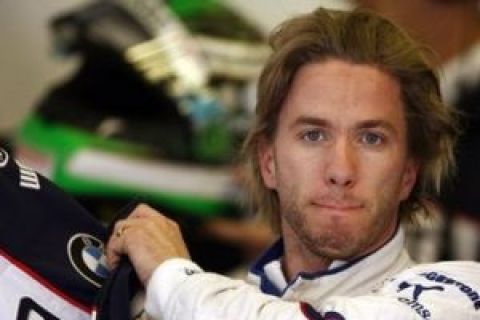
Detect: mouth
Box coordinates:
(312, 199, 364, 212)
(316, 204, 363, 210)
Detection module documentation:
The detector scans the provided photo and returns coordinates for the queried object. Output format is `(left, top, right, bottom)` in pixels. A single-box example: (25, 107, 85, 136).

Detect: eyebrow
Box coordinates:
(355, 119, 398, 136)
(290, 116, 332, 129)
(290, 116, 398, 135)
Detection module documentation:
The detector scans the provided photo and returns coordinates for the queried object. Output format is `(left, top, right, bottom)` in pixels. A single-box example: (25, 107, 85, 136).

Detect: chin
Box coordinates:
(307, 232, 363, 260)
(322, 243, 362, 260)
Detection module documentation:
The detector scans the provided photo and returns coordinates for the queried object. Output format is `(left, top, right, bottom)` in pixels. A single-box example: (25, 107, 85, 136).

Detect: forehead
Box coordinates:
(280, 59, 405, 129)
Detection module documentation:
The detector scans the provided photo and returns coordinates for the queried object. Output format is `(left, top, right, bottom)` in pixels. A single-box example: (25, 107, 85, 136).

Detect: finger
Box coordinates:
(106, 235, 121, 270)
(108, 218, 148, 255)
(112, 219, 130, 238)
(106, 220, 131, 269)
(106, 249, 121, 270)
(129, 203, 163, 219)
(129, 206, 178, 234)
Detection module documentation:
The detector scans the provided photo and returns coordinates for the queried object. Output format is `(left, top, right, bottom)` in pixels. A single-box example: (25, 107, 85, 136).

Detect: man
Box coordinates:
(107, 7, 480, 319)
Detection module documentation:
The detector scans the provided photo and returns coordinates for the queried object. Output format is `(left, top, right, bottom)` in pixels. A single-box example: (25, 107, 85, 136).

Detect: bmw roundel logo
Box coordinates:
(0, 148, 9, 168)
(67, 233, 109, 287)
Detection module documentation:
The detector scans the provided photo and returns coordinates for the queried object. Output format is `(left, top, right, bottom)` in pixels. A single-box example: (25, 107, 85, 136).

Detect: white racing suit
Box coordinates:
(144, 228, 480, 319)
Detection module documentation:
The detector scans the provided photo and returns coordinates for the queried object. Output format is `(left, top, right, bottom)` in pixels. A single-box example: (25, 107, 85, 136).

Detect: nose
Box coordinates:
(325, 139, 356, 188)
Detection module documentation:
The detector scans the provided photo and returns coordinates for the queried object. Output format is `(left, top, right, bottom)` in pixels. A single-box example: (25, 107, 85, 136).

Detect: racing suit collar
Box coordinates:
(248, 225, 413, 299)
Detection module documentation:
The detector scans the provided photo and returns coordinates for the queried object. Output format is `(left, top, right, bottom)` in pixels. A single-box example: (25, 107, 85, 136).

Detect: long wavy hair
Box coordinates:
(242, 8, 459, 232)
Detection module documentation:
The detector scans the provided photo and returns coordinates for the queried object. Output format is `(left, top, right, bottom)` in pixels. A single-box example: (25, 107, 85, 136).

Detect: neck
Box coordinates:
(282, 243, 331, 282)
(280, 218, 398, 282)
(280, 224, 332, 282)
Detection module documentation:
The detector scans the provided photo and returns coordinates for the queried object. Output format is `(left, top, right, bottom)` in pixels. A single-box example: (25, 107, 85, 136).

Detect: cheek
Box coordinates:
(360, 156, 407, 199)
(276, 150, 321, 186)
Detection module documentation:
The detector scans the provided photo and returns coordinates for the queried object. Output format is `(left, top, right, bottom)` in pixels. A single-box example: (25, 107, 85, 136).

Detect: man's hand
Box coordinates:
(106, 204, 190, 285)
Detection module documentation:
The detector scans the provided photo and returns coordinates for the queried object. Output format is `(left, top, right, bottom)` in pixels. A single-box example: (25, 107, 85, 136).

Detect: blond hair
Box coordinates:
(242, 8, 458, 232)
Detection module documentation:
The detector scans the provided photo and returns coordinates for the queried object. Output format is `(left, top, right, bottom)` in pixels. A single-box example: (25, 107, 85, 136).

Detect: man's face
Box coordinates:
(259, 59, 418, 261)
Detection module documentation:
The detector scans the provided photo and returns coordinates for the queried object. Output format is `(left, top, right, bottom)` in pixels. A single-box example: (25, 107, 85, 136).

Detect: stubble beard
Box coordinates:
(281, 187, 397, 261)
(283, 200, 356, 261)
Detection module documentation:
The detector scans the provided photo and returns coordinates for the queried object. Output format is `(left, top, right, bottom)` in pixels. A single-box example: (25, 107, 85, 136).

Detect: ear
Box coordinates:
(258, 138, 277, 190)
(399, 158, 419, 201)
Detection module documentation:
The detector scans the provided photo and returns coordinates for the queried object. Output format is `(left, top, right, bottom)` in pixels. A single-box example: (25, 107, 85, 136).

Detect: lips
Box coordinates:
(311, 198, 364, 211)
(316, 204, 363, 211)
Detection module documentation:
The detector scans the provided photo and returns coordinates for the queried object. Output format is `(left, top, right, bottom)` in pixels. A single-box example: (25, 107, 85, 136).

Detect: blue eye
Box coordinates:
(302, 130, 325, 142)
(361, 132, 383, 145)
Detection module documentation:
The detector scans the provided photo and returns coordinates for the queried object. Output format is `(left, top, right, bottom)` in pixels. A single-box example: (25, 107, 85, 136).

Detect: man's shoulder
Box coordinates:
(400, 260, 480, 282)
(380, 261, 480, 319)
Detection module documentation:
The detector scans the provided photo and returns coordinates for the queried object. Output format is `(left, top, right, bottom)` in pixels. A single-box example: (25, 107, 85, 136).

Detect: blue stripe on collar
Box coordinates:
(249, 223, 400, 297)
(249, 239, 284, 295)
(250, 239, 283, 277)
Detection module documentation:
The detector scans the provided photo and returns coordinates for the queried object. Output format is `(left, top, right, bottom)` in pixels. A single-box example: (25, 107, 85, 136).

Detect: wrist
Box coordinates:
(145, 258, 203, 318)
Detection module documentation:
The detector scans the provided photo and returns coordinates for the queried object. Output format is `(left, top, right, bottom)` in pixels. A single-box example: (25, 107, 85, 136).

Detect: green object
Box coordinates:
(16, 115, 236, 218)
(169, 0, 264, 41)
